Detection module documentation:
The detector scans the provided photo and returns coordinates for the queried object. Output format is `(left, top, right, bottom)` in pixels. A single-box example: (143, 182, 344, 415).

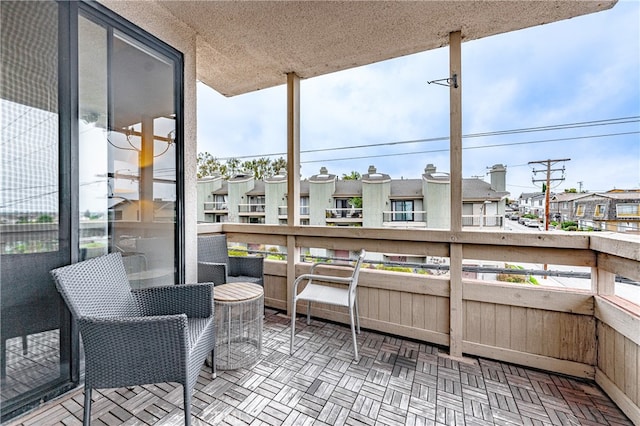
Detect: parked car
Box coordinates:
(510, 214, 520, 221)
(525, 219, 542, 228)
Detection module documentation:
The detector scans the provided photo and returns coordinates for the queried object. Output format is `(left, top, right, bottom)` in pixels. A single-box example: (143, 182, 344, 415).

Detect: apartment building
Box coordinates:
(549, 191, 592, 222)
(572, 190, 640, 233)
(198, 163, 509, 230)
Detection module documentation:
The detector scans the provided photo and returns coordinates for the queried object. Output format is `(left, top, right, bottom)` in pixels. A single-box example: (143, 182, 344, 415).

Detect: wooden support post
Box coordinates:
(592, 266, 615, 296)
(449, 243, 463, 357)
(287, 72, 300, 227)
(286, 234, 299, 317)
(286, 73, 301, 316)
(449, 31, 462, 233)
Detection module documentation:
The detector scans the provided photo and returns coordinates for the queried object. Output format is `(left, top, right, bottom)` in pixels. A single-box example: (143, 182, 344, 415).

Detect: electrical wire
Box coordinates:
(301, 131, 639, 164)
(213, 116, 640, 161)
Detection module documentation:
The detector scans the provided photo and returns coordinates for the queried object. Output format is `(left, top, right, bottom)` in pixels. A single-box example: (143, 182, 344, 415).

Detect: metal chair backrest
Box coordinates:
(348, 249, 366, 299)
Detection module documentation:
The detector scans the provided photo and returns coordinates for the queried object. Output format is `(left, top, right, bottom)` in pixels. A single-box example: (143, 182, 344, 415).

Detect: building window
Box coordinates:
(214, 195, 227, 210)
(300, 197, 309, 215)
(616, 204, 640, 218)
(594, 204, 606, 217)
(575, 204, 585, 217)
(249, 196, 265, 212)
(392, 200, 414, 221)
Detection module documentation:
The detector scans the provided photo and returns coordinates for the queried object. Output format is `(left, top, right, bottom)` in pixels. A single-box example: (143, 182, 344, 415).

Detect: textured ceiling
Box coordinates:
(158, 1, 616, 97)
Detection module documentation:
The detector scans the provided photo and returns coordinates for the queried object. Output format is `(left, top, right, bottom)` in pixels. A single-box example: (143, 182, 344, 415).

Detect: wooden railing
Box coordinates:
(197, 223, 640, 423)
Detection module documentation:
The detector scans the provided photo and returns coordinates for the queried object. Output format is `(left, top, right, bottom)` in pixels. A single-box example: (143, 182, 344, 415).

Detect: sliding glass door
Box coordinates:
(0, 1, 183, 420)
(78, 7, 181, 289)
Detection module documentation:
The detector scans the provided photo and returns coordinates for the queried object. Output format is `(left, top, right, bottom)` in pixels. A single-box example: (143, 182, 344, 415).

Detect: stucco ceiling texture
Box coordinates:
(158, 1, 616, 97)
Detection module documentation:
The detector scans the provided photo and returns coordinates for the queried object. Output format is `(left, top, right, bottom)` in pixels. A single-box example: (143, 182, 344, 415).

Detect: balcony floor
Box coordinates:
(8, 308, 632, 426)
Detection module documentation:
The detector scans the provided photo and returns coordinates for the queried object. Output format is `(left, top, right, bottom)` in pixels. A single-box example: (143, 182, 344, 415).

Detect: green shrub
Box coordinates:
(497, 273, 526, 283)
(229, 247, 247, 256)
(375, 265, 413, 273)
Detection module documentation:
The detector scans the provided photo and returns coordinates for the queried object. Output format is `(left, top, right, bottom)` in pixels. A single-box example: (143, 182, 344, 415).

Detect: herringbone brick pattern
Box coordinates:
(8, 309, 633, 425)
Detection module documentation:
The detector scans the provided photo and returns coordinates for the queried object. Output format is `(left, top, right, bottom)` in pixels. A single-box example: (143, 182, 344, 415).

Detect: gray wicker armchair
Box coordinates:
(198, 235, 264, 286)
(50, 253, 215, 426)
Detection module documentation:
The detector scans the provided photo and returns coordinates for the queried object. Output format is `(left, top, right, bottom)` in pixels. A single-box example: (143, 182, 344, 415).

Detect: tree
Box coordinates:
(342, 171, 361, 180)
(270, 157, 287, 175)
(197, 152, 287, 180)
(197, 152, 221, 178)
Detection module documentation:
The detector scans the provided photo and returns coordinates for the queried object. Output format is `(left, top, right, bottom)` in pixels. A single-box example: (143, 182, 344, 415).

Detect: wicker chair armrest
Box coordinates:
(133, 283, 214, 318)
(228, 256, 263, 278)
(77, 314, 189, 388)
(197, 261, 227, 285)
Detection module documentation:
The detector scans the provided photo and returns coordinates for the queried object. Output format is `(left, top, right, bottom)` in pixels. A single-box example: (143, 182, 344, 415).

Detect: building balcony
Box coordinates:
(382, 210, 427, 227)
(203, 201, 228, 213)
(462, 214, 505, 228)
(325, 208, 363, 225)
(204, 223, 638, 423)
(277, 205, 310, 219)
(238, 203, 266, 216)
(8, 223, 639, 424)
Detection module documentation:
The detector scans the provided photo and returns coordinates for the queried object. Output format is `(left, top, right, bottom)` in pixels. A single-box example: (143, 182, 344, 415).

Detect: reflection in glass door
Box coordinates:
(78, 11, 179, 289)
(0, 1, 72, 420)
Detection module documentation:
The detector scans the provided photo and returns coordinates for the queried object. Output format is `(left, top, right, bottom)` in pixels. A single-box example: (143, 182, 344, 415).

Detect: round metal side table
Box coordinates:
(213, 282, 263, 370)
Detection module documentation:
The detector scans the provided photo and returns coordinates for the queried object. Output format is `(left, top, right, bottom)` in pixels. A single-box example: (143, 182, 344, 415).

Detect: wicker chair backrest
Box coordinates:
(50, 252, 142, 319)
(197, 235, 230, 264)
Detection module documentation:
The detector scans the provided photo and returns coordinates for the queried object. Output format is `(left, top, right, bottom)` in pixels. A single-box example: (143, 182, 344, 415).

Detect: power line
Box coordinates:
(301, 131, 639, 164)
(212, 116, 640, 161)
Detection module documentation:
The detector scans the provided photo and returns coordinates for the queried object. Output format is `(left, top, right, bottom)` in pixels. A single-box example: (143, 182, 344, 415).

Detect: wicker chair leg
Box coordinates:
(184, 385, 191, 426)
(83, 387, 92, 426)
(212, 349, 216, 379)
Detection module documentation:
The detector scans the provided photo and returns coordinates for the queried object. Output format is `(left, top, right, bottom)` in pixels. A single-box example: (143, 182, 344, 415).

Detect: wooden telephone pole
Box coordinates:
(528, 158, 570, 230)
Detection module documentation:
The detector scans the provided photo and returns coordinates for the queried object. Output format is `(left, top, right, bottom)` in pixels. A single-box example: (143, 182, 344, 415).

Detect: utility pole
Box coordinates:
(529, 158, 570, 231)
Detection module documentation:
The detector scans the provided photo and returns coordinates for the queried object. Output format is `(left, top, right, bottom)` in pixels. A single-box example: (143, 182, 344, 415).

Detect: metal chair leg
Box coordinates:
(290, 298, 298, 355)
(349, 306, 359, 362)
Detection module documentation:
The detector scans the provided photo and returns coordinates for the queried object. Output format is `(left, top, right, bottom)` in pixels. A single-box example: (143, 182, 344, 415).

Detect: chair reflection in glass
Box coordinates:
(290, 249, 366, 362)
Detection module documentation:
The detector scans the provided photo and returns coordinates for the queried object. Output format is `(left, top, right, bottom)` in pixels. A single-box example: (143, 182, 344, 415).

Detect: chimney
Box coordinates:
(424, 164, 437, 175)
(489, 164, 506, 192)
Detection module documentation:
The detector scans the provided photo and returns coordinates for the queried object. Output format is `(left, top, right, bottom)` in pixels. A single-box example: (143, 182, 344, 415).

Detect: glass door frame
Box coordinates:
(1, 1, 184, 421)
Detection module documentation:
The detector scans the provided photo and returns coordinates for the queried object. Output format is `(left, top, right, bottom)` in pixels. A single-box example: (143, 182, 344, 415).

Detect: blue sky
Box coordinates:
(197, 1, 639, 198)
